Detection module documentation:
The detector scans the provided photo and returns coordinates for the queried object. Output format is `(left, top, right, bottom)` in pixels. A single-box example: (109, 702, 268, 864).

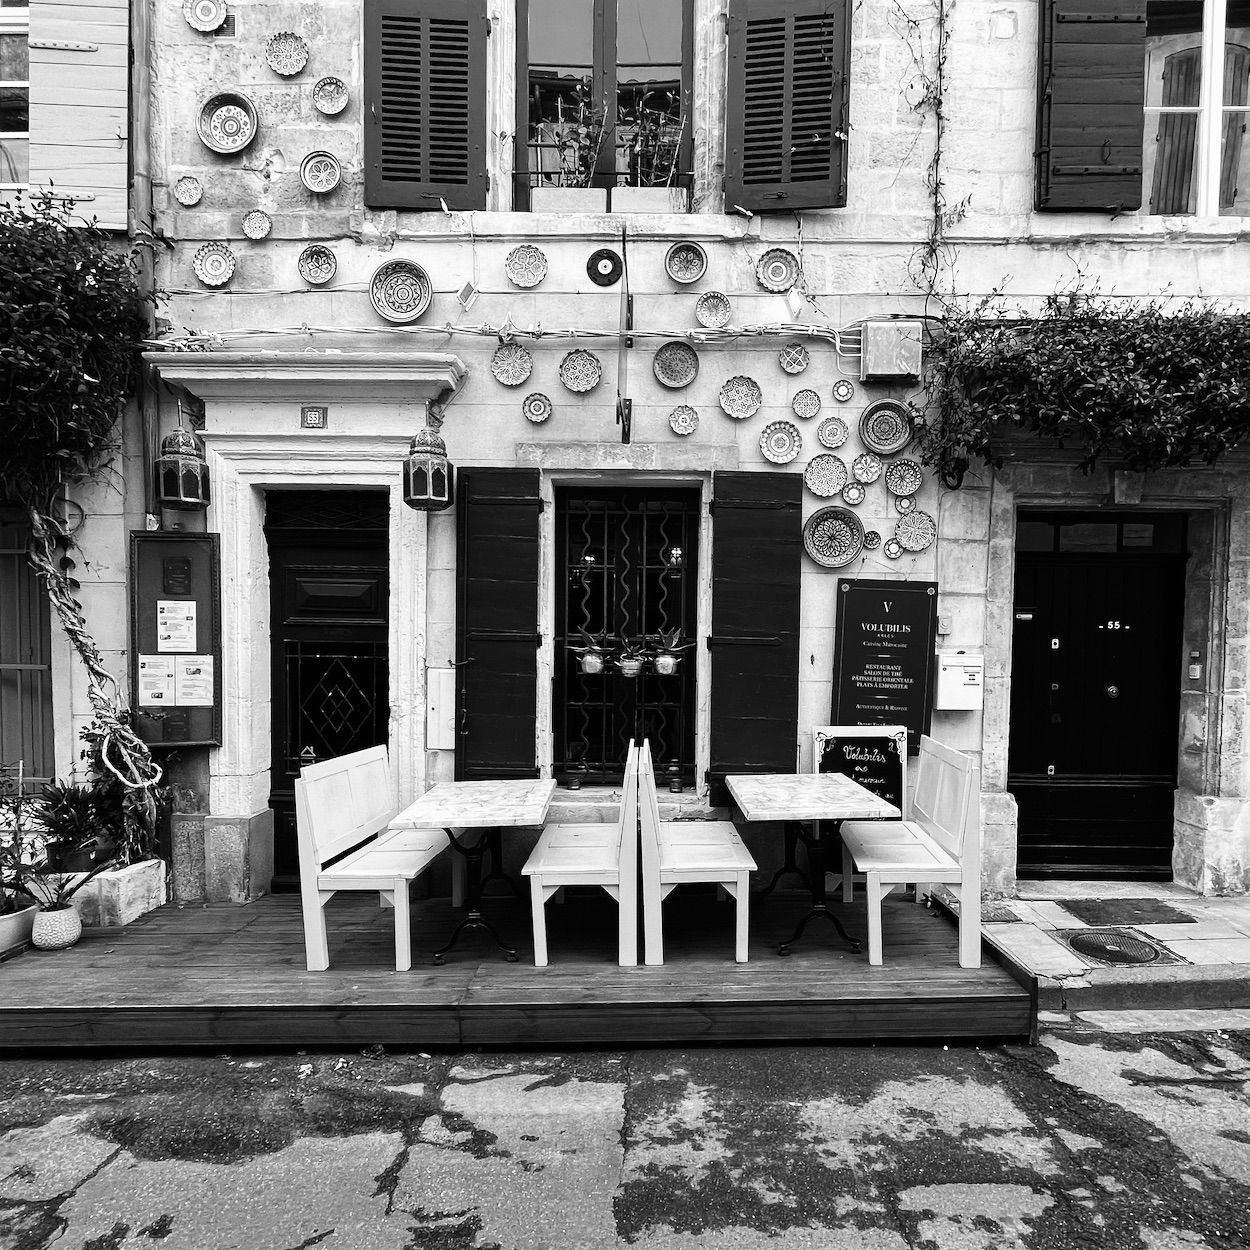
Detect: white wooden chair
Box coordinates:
(838, 735, 981, 967)
(521, 741, 639, 967)
(639, 740, 756, 964)
(294, 746, 449, 971)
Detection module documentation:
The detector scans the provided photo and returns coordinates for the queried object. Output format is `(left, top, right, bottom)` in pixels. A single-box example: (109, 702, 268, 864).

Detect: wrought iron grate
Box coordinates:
(1068, 929, 1162, 966)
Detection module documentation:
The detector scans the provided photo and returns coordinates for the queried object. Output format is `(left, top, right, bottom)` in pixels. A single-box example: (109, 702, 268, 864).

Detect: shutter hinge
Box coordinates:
(486, 17, 492, 34)
(30, 39, 99, 51)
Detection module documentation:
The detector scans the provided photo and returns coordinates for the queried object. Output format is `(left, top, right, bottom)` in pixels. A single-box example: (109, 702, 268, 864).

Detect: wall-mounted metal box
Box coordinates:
(935, 651, 984, 710)
(860, 319, 923, 380)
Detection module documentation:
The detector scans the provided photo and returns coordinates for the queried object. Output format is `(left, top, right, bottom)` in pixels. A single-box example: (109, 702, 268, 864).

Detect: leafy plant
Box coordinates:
(653, 628, 692, 654)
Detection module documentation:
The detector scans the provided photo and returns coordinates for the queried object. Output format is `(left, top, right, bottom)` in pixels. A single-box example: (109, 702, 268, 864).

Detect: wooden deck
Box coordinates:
(0, 890, 1033, 1048)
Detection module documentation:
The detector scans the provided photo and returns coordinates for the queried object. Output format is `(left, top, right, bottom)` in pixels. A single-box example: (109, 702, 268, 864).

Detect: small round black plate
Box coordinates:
(587, 248, 623, 286)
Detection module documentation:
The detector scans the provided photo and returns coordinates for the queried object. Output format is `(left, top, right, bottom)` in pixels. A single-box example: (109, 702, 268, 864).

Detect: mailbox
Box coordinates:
(935, 651, 984, 710)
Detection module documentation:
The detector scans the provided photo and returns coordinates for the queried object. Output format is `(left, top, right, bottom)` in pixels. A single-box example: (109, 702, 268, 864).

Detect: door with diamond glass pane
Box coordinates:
(266, 491, 389, 890)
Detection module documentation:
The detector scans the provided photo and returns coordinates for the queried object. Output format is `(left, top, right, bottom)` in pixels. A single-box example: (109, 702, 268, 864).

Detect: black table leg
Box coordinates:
(477, 828, 526, 900)
(753, 820, 814, 900)
(433, 828, 518, 964)
(777, 821, 861, 956)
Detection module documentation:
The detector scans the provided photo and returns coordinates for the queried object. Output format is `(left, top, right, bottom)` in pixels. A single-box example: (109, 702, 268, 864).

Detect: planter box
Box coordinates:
(0, 903, 37, 958)
(528, 186, 608, 213)
(610, 185, 689, 214)
(71, 859, 168, 927)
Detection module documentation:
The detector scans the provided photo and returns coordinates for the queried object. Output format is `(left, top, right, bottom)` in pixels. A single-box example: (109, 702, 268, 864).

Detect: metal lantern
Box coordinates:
(403, 425, 455, 511)
(154, 427, 211, 511)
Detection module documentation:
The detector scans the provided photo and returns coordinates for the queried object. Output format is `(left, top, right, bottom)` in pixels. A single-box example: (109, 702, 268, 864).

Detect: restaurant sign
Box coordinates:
(813, 724, 907, 809)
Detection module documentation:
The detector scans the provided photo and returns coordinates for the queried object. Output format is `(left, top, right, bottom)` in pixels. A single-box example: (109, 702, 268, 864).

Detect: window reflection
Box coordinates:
(615, 0, 684, 187)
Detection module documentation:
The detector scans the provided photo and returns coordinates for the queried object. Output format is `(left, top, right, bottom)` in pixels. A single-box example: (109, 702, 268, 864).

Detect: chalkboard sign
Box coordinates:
(813, 725, 907, 810)
(831, 578, 937, 751)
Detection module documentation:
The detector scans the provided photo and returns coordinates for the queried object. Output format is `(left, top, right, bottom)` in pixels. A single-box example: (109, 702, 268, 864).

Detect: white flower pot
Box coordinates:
(580, 653, 605, 675)
(617, 658, 643, 678)
(528, 186, 608, 213)
(653, 652, 680, 676)
(0, 903, 37, 958)
(31, 905, 82, 950)
(610, 185, 689, 214)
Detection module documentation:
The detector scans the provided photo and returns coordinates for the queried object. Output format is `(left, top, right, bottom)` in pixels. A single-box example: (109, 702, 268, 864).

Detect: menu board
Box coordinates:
(813, 725, 907, 809)
(831, 578, 937, 751)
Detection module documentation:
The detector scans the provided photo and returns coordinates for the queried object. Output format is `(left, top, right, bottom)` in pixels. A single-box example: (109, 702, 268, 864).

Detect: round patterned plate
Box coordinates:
(665, 241, 707, 285)
(312, 76, 349, 116)
(792, 388, 821, 420)
(369, 259, 432, 323)
(860, 400, 915, 455)
(841, 481, 866, 506)
(817, 416, 849, 449)
(653, 341, 699, 389)
(852, 452, 883, 484)
(522, 392, 552, 424)
(669, 405, 698, 436)
(863, 530, 881, 550)
(183, 0, 227, 32)
(241, 209, 271, 240)
(694, 290, 731, 329)
(884, 538, 903, 559)
(832, 378, 855, 403)
(896, 494, 917, 516)
(896, 509, 937, 553)
(760, 420, 802, 465)
(298, 244, 336, 285)
(719, 375, 763, 420)
(506, 244, 548, 289)
(197, 92, 258, 155)
(173, 175, 203, 206)
(803, 454, 848, 498)
(301, 151, 341, 193)
(265, 31, 309, 76)
(192, 241, 235, 287)
(491, 342, 534, 387)
(756, 247, 800, 293)
(803, 506, 865, 569)
(559, 349, 602, 393)
(779, 342, 809, 374)
(884, 458, 924, 496)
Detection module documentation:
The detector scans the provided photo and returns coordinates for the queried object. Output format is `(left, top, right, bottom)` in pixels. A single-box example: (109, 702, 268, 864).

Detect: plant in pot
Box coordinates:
(571, 630, 610, 676)
(0, 761, 41, 956)
(651, 628, 693, 676)
(615, 639, 649, 678)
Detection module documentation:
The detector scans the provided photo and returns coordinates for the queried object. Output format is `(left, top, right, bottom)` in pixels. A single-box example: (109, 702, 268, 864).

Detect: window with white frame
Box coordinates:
(0, 2, 28, 190)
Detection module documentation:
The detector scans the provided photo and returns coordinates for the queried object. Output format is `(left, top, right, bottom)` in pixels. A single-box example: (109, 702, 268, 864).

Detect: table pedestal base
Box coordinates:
(753, 821, 814, 900)
(433, 828, 519, 964)
(775, 820, 860, 956)
(778, 904, 861, 956)
(432, 910, 518, 964)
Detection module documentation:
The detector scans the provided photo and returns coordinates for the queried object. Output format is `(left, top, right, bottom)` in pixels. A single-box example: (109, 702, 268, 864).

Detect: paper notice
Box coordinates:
(157, 600, 197, 652)
(174, 656, 214, 707)
(137, 655, 175, 705)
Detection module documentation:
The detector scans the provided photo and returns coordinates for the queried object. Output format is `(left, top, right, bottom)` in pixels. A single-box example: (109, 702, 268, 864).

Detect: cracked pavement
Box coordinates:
(1, 1022, 1249, 1249)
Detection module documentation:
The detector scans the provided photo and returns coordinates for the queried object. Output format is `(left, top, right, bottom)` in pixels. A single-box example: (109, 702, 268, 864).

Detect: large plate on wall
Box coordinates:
(197, 92, 258, 155)
(803, 506, 865, 569)
(369, 259, 432, 323)
(859, 400, 915, 455)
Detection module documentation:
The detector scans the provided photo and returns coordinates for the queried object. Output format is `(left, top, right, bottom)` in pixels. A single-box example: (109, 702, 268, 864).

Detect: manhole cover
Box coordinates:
(1068, 929, 1161, 965)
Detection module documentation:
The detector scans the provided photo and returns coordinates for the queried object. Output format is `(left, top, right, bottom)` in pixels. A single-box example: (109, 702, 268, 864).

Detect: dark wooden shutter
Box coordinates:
(707, 472, 802, 804)
(455, 468, 541, 780)
(724, 0, 849, 211)
(364, 0, 488, 210)
(1036, 0, 1145, 212)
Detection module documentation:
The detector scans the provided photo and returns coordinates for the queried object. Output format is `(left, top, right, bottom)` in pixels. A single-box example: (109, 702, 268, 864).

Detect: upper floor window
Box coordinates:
(0, 3, 28, 190)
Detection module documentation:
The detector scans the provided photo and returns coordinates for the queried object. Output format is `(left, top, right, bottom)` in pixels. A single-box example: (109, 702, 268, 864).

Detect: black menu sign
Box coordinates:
(814, 725, 907, 809)
(831, 578, 937, 751)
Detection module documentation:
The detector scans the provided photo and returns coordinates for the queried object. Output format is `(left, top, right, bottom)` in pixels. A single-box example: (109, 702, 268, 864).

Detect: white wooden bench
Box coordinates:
(639, 740, 756, 965)
(838, 735, 981, 968)
(294, 746, 449, 971)
(521, 741, 639, 967)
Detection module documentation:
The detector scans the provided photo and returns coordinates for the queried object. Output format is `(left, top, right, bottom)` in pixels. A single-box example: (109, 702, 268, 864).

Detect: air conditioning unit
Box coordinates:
(860, 319, 923, 381)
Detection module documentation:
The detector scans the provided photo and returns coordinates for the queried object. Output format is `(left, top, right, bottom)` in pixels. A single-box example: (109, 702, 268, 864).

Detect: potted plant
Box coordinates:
(651, 628, 693, 677)
(0, 762, 40, 958)
(611, 97, 689, 213)
(571, 630, 610, 676)
(38, 781, 117, 873)
(528, 78, 611, 212)
(616, 639, 648, 678)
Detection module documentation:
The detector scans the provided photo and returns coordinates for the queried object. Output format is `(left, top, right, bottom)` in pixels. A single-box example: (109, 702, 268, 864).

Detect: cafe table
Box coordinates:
(389, 776, 556, 963)
(725, 772, 900, 955)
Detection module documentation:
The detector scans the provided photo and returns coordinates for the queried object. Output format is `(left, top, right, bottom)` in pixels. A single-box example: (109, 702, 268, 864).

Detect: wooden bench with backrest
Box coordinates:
(639, 740, 756, 964)
(838, 735, 980, 967)
(521, 740, 639, 967)
(294, 746, 449, 971)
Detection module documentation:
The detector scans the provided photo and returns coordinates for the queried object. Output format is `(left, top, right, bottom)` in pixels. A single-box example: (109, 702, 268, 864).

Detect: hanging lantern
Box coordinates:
(403, 425, 455, 511)
(154, 427, 211, 511)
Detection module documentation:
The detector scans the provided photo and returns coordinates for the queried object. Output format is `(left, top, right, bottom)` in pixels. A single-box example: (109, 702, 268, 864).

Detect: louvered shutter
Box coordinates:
(28, 0, 130, 230)
(455, 469, 541, 781)
(707, 472, 802, 804)
(724, 0, 849, 212)
(364, 0, 488, 210)
(1036, 0, 1145, 212)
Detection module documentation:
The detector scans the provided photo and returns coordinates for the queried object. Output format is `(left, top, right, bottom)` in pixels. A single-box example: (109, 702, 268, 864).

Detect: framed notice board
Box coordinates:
(831, 578, 938, 752)
(129, 532, 222, 746)
(813, 724, 907, 810)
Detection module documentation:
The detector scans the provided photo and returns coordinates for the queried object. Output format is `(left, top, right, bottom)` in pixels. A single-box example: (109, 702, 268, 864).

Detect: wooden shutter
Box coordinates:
(724, 0, 849, 212)
(1036, 0, 1145, 212)
(455, 468, 541, 780)
(707, 472, 802, 804)
(365, 0, 488, 210)
(28, 0, 130, 230)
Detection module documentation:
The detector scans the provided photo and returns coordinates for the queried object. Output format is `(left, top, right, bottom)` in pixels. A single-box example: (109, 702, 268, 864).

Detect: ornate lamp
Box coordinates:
(403, 425, 455, 511)
(154, 427, 211, 511)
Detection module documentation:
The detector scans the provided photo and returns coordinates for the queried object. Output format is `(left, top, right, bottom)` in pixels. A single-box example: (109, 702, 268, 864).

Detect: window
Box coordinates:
(0, 3, 28, 190)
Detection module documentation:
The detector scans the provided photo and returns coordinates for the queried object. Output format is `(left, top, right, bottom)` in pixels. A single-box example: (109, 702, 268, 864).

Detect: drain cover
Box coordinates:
(1069, 929, 1161, 965)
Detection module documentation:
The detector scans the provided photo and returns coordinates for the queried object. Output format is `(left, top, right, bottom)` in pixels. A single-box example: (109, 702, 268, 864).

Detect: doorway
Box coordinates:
(1009, 512, 1187, 878)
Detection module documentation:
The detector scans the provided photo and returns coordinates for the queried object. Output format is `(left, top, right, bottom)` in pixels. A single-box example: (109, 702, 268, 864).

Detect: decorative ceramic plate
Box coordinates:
(759, 420, 802, 465)
(860, 400, 915, 455)
(665, 241, 707, 284)
(756, 247, 800, 293)
(312, 76, 349, 115)
(369, 259, 432, 323)
(719, 375, 762, 420)
(192, 241, 235, 287)
(832, 377, 855, 403)
(803, 506, 865, 569)
(884, 458, 924, 496)
(173, 175, 203, 206)
(653, 341, 699, 389)
(241, 209, 271, 240)
(841, 481, 866, 506)
(884, 538, 903, 559)
(694, 290, 731, 329)
(779, 342, 810, 374)
(265, 31, 309, 76)
(587, 248, 623, 286)
(803, 454, 848, 498)
(298, 243, 336, 285)
(863, 530, 881, 550)
(669, 405, 698, 436)
(816, 416, 849, 449)
(491, 342, 533, 387)
(184, 0, 227, 32)
(300, 151, 341, 193)
(522, 392, 552, 424)
(505, 244, 548, 288)
(896, 509, 937, 553)
(197, 92, 258, 154)
(792, 388, 821, 420)
(852, 452, 883, 484)
(559, 349, 602, 393)
(895, 493, 917, 515)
